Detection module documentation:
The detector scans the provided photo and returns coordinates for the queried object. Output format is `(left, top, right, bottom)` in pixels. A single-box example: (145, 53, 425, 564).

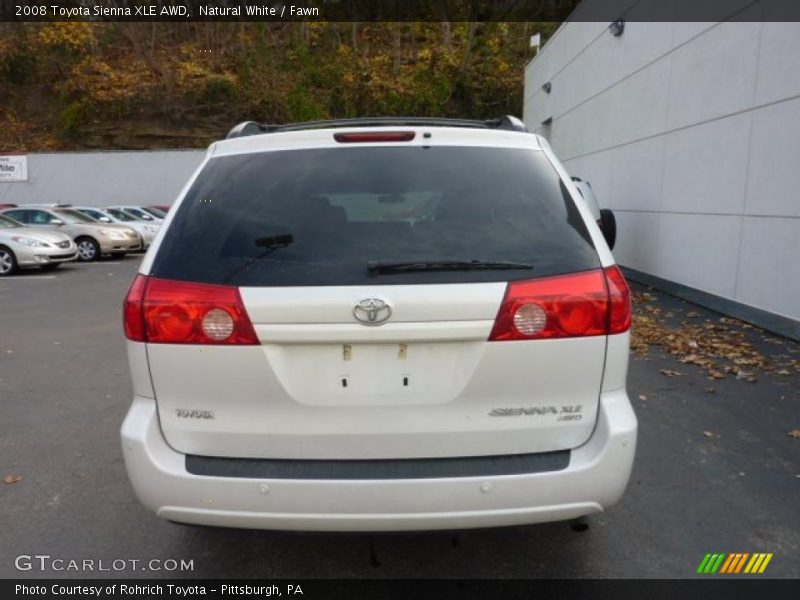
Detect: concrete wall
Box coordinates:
(523, 5, 800, 322)
(0, 150, 206, 208)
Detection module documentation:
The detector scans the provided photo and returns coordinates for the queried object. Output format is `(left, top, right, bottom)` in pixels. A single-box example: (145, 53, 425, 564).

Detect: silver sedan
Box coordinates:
(0, 214, 77, 276)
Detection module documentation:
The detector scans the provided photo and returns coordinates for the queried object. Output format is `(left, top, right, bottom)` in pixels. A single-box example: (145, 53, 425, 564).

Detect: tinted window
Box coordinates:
(123, 207, 153, 220)
(152, 146, 599, 286)
(55, 209, 95, 224)
(107, 208, 136, 222)
(30, 210, 53, 225)
(3, 210, 29, 223)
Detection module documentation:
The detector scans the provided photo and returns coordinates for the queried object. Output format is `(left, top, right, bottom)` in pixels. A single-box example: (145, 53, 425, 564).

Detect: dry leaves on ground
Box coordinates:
(789, 429, 800, 439)
(3, 474, 23, 484)
(630, 291, 799, 381)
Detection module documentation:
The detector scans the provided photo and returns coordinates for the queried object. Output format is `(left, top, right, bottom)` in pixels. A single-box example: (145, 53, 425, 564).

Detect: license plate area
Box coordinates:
(264, 341, 484, 407)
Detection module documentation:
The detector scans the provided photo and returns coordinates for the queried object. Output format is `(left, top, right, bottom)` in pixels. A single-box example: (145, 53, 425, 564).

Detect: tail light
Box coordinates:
(489, 266, 631, 341)
(605, 265, 632, 333)
(123, 275, 259, 345)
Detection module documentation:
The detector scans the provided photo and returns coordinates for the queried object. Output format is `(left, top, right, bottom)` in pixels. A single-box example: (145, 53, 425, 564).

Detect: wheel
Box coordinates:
(75, 237, 101, 262)
(600, 208, 617, 250)
(0, 246, 18, 276)
(40, 263, 61, 272)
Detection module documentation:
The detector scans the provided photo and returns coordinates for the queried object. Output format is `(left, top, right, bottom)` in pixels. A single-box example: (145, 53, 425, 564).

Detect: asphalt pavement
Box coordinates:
(1, 257, 798, 579)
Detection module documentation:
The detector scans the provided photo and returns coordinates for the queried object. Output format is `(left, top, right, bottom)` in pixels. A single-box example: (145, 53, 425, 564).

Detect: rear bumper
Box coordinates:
(120, 390, 637, 531)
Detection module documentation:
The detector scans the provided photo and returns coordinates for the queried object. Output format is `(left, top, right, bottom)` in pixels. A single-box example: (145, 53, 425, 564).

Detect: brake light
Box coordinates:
(122, 276, 259, 345)
(123, 274, 147, 342)
(605, 265, 632, 334)
(334, 131, 415, 143)
(489, 267, 631, 341)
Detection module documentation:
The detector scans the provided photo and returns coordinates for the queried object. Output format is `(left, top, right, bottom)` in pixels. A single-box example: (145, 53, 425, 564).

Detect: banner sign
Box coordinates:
(0, 155, 27, 181)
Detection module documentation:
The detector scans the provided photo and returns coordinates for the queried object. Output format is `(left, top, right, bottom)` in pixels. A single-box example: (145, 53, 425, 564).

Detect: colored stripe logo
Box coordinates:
(697, 553, 773, 574)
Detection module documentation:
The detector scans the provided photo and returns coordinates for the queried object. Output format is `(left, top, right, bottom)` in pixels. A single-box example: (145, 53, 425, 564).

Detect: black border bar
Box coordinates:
(4, 579, 799, 600)
(3, 0, 800, 23)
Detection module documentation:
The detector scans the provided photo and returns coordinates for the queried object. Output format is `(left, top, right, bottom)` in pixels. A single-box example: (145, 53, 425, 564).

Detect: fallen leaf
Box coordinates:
(703, 431, 719, 439)
(789, 429, 800, 439)
(3, 474, 23, 484)
(660, 369, 682, 377)
(638, 394, 648, 401)
(708, 370, 726, 380)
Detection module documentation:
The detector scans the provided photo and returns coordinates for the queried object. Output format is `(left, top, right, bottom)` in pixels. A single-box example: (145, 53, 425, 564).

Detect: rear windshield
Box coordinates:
(151, 146, 599, 286)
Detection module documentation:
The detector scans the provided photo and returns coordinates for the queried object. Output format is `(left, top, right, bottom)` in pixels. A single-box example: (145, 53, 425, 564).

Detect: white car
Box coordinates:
(0, 213, 77, 276)
(108, 205, 162, 222)
(74, 207, 160, 249)
(121, 116, 637, 531)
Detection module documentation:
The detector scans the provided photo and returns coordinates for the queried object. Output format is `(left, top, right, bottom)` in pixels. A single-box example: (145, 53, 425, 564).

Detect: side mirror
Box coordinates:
(599, 209, 617, 250)
(51, 219, 65, 226)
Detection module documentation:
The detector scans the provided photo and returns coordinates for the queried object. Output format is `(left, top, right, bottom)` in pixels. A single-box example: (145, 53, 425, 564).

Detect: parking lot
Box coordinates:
(1, 256, 798, 579)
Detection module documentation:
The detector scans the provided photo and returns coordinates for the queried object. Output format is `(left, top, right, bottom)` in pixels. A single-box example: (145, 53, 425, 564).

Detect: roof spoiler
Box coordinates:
(225, 115, 528, 139)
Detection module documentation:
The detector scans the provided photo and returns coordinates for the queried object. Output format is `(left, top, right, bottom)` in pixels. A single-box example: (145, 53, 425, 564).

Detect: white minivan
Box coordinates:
(121, 116, 637, 531)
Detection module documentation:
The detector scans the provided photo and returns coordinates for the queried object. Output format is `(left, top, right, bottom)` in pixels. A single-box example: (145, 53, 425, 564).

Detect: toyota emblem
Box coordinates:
(353, 298, 392, 325)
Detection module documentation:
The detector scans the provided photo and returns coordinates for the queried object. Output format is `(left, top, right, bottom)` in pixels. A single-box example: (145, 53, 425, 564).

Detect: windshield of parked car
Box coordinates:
(143, 207, 167, 218)
(122, 207, 154, 220)
(77, 208, 107, 221)
(152, 146, 600, 287)
(55, 209, 96, 224)
(106, 208, 137, 222)
(0, 214, 23, 228)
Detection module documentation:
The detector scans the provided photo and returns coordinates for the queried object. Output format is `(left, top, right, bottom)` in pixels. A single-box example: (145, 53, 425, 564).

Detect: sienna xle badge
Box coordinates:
(121, 116, 637, 531)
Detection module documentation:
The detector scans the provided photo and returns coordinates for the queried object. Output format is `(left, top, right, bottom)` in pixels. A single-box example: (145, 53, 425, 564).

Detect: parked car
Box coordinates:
(108, 205, 162, 222)
(121, 116, 636, 532)
(74, 206, 160, 249)
(1, 206, 142, 262)
(571, 177, 616, 250)
(142, 206, 169, 219)
(0, 214, 77, 276)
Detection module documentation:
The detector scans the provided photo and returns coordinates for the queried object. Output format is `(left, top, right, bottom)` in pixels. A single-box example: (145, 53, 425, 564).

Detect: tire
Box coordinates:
(40, 263, 61, 272)
(599, 208, 617, 250)
(75, 237, 101, 262)
(0, 245, 18, 277)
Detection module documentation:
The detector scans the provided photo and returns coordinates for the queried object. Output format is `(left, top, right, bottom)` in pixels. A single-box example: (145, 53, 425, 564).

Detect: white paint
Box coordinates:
(121, 390, 636, 530)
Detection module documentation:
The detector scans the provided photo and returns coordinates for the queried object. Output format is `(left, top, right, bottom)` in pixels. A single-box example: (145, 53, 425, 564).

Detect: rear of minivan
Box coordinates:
(121, 122, 637, 531)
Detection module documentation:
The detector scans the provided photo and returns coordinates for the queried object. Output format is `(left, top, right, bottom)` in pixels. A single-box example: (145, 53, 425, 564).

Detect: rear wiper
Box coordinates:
(222, 233, 293, 284)
(368, 260, 533, 277)
(254, 233, 293, 249)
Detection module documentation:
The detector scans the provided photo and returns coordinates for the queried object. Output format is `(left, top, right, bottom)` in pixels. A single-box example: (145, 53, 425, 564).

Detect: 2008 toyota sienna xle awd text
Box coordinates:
(121, 116, 637, 531)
